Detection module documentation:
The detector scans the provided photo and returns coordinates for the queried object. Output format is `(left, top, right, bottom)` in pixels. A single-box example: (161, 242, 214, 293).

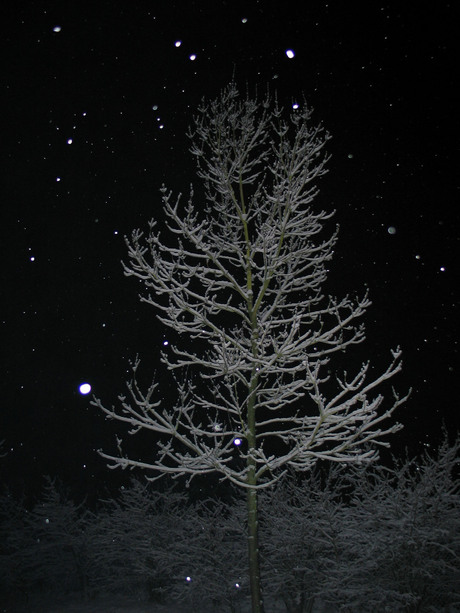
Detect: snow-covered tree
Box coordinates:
(0, 477, 94, 600)
(92, 83, 409, 613)
(325, 432, 460, 612)
(89, 477, 188, 602)
(168, 495, 248, 612)
(258, 465, 347, 613)
(0, 488, 29, 603)
(256, 435, 459, 613)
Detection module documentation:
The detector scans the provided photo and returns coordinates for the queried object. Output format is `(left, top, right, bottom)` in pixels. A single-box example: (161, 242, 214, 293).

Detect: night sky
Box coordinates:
(1, 1, 458, 501)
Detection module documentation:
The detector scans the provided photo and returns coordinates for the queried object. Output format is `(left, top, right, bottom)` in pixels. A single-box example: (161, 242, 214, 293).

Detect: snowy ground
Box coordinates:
(0, 594, 339, 613)
(1, 597, 262, 613)
(1, 595, 195, 613)
(6, 594, 457, 613)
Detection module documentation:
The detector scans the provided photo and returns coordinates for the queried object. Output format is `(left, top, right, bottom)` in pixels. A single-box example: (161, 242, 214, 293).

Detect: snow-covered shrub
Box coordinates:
(0, 477, 95, 600)
(168, 495, 248, 612)
(258, 465, 348, 613)
(89, 477, 189, 602)
(1, 434, 458, 612)
(0, 488, 30, 602)
(326, 433, 460, 612)
(255, 435, 459, 613)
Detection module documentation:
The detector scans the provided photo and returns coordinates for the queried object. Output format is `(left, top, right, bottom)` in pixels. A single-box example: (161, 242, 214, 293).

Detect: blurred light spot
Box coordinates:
(79, 383, 91, 395)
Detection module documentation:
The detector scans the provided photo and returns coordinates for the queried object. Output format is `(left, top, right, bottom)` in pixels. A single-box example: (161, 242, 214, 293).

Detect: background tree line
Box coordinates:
(1, 433, 458, 613)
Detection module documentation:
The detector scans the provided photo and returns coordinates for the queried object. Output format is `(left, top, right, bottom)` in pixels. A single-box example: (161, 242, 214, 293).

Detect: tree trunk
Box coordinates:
(247, 484, 265, 613)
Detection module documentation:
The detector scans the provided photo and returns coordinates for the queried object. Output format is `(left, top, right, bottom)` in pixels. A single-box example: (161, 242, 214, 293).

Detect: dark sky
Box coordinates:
(1, 1, 458, 500)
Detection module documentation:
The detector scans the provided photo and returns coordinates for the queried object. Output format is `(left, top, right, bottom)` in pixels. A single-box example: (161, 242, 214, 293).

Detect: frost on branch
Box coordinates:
(92, 82, 409, 489)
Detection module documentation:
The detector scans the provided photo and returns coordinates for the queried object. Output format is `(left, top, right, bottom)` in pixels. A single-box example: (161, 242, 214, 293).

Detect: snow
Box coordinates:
(1, 594, 345, 613)
(1, 595, 195, 613)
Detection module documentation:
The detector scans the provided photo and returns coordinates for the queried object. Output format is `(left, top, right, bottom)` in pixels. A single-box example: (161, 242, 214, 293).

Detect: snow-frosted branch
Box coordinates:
(93, 83, 409, 490)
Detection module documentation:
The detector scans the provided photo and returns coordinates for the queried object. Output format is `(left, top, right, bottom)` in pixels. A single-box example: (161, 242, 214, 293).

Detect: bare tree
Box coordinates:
(92, 83, 409, 613)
